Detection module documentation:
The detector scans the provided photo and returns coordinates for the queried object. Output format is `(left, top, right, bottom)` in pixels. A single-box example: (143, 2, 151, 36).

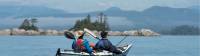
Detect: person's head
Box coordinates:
(101, 31, 108, 38)
(76, 31, 84, 39)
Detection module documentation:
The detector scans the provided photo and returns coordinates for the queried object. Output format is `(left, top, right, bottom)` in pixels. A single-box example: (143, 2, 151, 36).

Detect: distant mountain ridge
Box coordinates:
(0, 5, 199, 18)
(0, 5, 199, 32)
(0, 5, 66, 18)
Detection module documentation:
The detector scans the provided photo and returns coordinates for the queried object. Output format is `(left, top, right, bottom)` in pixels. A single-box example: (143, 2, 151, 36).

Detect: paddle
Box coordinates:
(116, 35, 129, 46)
(84, 28, 100, 40)
(64, 29, 98, 40)
(64, 31, 76, 39)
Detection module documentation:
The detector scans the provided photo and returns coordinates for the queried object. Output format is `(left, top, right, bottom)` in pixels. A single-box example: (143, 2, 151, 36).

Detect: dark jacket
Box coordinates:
(95, 38, 122, 54)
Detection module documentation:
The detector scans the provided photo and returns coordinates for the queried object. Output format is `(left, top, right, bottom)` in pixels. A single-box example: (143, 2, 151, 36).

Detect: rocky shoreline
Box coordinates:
(0, 28, 159, 36)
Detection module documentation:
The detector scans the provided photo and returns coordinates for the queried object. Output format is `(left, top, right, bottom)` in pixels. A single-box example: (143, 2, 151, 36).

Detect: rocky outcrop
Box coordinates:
(0, 29, 11, 35)
(108, 31, 123, 36)
(140, 29, 160, 36)
(10, 28, 40, 36)
(108, 29, 160, 36)
(0, 28, 160, 36)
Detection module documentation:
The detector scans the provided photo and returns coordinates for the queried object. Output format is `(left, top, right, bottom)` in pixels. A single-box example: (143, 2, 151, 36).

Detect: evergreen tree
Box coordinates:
(19, 19, 31, 30)
(31, 18, 38, 26)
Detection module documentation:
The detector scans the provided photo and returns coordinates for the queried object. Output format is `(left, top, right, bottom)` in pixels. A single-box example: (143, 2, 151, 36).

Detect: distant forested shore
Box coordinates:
(160, 25, 200, 35)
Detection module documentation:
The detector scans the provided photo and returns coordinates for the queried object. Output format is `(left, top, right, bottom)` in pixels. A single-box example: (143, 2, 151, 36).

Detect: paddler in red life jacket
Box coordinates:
(75, 31, 95, 55)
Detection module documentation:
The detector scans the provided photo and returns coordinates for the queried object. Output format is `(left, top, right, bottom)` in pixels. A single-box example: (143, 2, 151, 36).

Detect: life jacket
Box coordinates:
(76, 39, 85, 51)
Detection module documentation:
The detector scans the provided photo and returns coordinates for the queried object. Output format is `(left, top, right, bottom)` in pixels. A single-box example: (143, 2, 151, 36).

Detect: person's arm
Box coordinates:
(72, 39, 76, 49)
(83, 40, 93, 54)
(94, 40, 104, 51)
(107, 40, 122, 54)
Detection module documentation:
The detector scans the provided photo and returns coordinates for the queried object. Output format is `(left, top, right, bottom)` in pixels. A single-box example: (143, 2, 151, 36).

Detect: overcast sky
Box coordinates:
(0, 0, 199, 13)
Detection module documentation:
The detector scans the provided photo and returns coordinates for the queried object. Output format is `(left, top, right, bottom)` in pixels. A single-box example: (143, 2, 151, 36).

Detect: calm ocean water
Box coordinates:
(0, 36, 199, 56)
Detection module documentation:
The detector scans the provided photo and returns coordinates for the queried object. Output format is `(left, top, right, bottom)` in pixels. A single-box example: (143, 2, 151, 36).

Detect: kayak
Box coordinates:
(55, 44, 132, 56)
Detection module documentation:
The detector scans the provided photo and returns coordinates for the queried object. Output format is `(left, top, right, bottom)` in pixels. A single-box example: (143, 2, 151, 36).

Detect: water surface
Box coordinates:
(0, 36, 199, 56)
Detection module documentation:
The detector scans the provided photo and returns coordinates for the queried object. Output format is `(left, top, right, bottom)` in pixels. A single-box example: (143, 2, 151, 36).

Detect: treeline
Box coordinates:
(70, 13, 110, 31)
(161, 25, 200, 35)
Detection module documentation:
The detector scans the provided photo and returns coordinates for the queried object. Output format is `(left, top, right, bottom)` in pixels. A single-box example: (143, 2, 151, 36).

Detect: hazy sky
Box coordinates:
(0, 0, 199, 13)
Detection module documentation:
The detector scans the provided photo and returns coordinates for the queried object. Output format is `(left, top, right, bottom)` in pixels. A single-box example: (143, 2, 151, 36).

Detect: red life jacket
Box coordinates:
(76, 39, 85, 50)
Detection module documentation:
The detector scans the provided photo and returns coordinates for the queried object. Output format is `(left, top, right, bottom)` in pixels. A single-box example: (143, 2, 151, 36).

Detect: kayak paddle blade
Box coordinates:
(64, 31, 75, 39)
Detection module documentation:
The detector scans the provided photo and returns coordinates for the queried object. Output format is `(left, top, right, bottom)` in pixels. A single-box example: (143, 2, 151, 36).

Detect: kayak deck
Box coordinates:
(56, 44, 132, 56)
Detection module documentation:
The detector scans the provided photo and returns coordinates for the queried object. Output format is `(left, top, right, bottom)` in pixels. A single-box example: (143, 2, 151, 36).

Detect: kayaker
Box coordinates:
(75, 31, 95, 55)
(95, 31, 122, 54)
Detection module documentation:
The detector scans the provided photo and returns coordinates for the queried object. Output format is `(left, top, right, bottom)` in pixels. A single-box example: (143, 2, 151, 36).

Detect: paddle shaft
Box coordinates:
(84, 28, 100, 40)
(116, 35, 128, 46)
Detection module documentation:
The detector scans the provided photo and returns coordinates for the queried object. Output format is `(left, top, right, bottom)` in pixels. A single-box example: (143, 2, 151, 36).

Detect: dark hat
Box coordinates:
(64, 31, 75, 39)
(101, 31, 108, 38)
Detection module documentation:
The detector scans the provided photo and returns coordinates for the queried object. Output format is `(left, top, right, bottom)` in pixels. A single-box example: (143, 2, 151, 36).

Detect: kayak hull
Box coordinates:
(56, 44, 132, 56)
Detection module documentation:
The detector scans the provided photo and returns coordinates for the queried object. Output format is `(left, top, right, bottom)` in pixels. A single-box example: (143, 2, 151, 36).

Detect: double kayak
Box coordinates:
(56, 44, 132, 56)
